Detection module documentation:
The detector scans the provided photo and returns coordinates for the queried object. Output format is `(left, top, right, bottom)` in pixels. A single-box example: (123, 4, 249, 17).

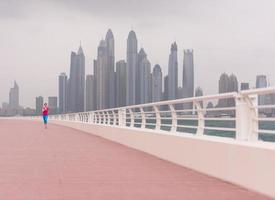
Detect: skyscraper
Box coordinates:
(35, 96, 43, 115)
(240, 82, 249, 90)
(195, 87, 203, 108)
(168, 42, 178, 100)
(105, 29, 116, 108)
(95, 40, 108, 109)
(126, 30, 138, 106)
(140, 58, 151, 104)
(182, 49, 194, 99)
(218, 73, 238, 107)
(218, 73, 230, 107)
(152, 64, 163, 102)
(86, 74, 96, 111)
(228, 74, 238, 107)
(163, 75, 169, 101)
(256, 75, 268, 106)
(58, 73, 67, 114)
(182, 49, 194, 110)
(136, 48, 147, 104)
(9, 81, 19, 110)
(67, 45, 85, 113)
(115, 60, 127, 107)
(48, 96, 58, 115)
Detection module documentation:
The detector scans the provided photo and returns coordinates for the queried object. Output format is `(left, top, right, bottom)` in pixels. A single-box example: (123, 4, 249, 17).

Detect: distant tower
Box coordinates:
(95, 40, 108, 110)
(48, 96, 58, 115)
(126, 30, 138, 106)
(228, 74, 238, 107)
(218, 73, 230, 107)
(182, 49, 194, 110)
(140, 58, 151, 104)
(35, 96, 43, 115)
(182, 49, 194, 98)
(58, 73, 67, 114)
(152, 64, 163, 102)
(116, 60, 127, 107)
(136, 48, 147, 104)
(67, 45, 85, 112)
(105, 29, 115, 108)
(9, 81, 19, 110)
(168, 42, 178, 100)
(163, 75, 169, 101)
(86, 74, 96, 111)
(240, 82, 249, 91)
(256, 75, 268, 107)
(195, 87, 203, 108)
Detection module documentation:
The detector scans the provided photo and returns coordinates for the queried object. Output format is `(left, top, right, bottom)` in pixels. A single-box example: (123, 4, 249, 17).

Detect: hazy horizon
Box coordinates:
(1, 0, 275, 108)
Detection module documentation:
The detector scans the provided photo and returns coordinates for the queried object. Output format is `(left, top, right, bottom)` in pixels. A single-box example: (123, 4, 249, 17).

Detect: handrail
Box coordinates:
(27, 87, 275, 143)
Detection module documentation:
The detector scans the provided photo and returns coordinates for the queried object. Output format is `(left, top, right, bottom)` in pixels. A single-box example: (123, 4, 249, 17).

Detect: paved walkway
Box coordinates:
(0, 119, 273, 200)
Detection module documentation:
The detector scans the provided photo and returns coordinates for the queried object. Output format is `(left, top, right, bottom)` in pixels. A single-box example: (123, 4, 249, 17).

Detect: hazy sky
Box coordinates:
(1, 0, 275, 108)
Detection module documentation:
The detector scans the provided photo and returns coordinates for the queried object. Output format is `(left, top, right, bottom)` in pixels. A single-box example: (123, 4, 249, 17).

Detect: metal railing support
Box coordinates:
(154, 105, 161, 131)
(235, 94, 258, 141)
(194, 101, 204, 136)
(140, 107, 146, 129)
(169, 104, 177, 132)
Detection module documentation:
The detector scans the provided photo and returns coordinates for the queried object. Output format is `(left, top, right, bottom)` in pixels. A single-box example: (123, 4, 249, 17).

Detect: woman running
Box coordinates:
(42, 103, 49, 129)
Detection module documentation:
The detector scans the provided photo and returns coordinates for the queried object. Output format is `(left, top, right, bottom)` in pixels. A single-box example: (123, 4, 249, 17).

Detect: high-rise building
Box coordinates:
(218, 73, 230, 107)
(218, 73, 238, 107)
(95, 40, 108, 110)
(136, 48, 147, 104)
(182, 49, 194, 99)
(152, 64, 162, 102)
(228, 74, 238, 107)
(116, 60, 127, 107)
(182, 49, 194, 110)
(256, 75, 269, 115)
(195, 87, 203, 108)
(86, 74, 96, 111)
(168, 42, 178, 100)
(105, 29, 116, 108)
(9, 81, 19, 110)
(58, 73, 67, 114)
(126, 30, 138, 106)
(67, 45, 85, 113)
(35, 96, 43, 115)
(140, 58, 151, 104)
(163, 75, 169, 101)
(48, 96, 58, 115)
(240, 82, 249, 90)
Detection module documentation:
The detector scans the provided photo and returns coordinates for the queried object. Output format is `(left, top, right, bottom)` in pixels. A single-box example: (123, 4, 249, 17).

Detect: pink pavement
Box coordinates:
(0, 119, 273, 200)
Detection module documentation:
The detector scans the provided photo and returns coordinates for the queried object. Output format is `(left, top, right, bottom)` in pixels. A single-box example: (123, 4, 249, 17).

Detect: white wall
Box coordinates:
(52, 120, 275, 198)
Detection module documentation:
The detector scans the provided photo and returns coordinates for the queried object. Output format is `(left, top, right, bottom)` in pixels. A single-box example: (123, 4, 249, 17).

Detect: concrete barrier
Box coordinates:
(52, 120, 275, 198)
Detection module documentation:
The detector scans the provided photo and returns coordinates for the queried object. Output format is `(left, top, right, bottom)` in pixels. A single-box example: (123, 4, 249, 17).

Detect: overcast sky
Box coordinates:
(1, 0, 275, 108)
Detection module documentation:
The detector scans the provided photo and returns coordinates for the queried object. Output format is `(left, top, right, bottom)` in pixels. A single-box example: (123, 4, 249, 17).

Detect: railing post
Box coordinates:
(194, 101, 204, 136)
(169, 104, 177, 132)
(140, 107, 146, 129)
(118, 108, 126, 126)
(112, 110, 117, 125)
(235, 94, 258, 141)
(154, 105, 161, 131)
(106, 111, 111, 125)
(129, 108, 135, 128)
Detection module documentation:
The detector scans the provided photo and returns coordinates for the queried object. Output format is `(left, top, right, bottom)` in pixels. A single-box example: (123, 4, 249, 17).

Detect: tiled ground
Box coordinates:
(0, 119, 273, 200)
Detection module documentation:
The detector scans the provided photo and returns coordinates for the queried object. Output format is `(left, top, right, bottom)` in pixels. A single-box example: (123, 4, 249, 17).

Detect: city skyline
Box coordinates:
(1, 0, 275, 108)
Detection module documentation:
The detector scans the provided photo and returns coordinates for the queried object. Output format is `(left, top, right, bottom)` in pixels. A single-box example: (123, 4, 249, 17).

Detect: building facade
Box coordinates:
(58, 73, 67, 114)
(126, 30, 138, 106)
(152, 64, 162, 102)
(67, 46, 85, 113)
(168, 42, 178, 100)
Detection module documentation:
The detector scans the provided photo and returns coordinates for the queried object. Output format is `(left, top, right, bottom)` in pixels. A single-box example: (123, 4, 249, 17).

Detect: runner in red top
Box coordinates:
(42, 103, 49, 129)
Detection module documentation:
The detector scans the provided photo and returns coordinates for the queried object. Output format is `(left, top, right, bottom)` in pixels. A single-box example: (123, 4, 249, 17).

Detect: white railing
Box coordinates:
(32, 87, 275, 142)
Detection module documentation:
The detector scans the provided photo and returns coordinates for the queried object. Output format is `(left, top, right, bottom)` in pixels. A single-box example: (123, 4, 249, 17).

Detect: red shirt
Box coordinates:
(42, 106, 49, 116)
